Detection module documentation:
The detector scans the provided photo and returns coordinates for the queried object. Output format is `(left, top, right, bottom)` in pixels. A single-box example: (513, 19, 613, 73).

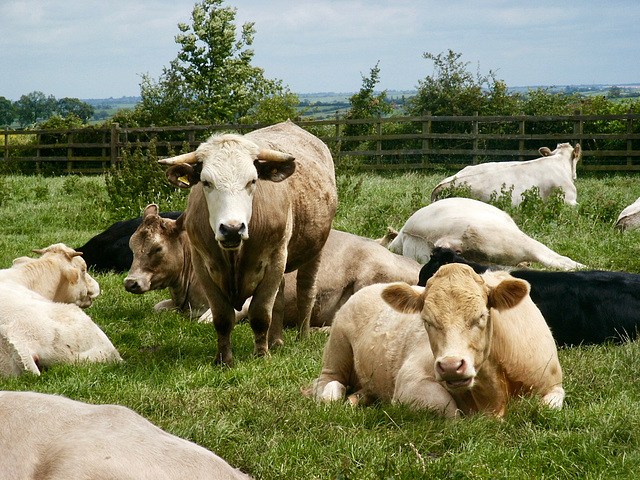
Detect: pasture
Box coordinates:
(2, 171, 640, 479)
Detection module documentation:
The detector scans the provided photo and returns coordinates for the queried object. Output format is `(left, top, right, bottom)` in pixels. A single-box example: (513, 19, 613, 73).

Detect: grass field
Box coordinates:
(2, 171, 640, 479)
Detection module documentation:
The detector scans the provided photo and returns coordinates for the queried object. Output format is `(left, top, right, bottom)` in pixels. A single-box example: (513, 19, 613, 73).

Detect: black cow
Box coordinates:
(76, 212, 183, 272)
(419, 247, 640, 346)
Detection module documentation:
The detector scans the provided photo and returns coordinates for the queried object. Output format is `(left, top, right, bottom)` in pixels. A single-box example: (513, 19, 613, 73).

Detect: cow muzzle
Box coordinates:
(217, 222, 248, 250)
(435, 356, 475, 390)
(124, 276, 150, 294)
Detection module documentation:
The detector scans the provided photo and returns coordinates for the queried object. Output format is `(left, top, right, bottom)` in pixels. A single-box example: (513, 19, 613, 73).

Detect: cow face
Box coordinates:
(160, 134, 295, 251)
(382, 264, 528, 392)
(32, 244, 100, 308)
(125, 204, 184, 294)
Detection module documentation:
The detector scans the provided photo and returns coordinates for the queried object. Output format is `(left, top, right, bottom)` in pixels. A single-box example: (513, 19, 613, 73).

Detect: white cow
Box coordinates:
(616, 196, 640, 231)
(0, 245, 121, 377)
(312, 264, 564, 417)
(431, 143, 582, 207)
(387, 197, 585, 270)
(0, 243, 100, 308)
(0, 390, 253, 480)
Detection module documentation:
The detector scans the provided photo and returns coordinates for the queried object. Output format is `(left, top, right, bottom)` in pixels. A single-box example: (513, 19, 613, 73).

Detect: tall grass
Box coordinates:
(1, 172, 640, 479)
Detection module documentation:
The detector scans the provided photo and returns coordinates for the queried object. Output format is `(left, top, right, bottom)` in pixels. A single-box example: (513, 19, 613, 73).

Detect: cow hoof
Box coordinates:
(214, 353, 233, 367)
(269, 338, 284, 349)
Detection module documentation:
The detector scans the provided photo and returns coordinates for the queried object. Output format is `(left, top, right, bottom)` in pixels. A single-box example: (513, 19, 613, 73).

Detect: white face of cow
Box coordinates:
(160, 134, 296, 252)
(381, 264, 528, 392)
(197, 138, 259, 250)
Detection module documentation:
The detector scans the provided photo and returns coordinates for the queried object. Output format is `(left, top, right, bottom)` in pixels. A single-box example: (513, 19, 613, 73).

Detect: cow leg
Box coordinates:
(295, 254, 321, 338)
(268, 278, 285, 349)
(393, 362, 459, 418)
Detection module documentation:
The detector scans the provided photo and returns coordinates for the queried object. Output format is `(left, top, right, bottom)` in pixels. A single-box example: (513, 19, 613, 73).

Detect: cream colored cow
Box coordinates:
(0, 243, 100, 308)
(312, 263, 564, 417)
(0, 390, 253, 480)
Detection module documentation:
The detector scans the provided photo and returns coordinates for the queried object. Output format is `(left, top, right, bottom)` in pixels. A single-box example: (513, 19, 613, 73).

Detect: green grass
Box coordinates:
(2, 171, 640, 479)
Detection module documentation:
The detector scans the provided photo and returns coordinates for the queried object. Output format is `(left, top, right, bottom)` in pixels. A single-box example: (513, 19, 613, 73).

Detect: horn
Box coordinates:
(257, 148, 295, 162)
(158, 151, 198, 165)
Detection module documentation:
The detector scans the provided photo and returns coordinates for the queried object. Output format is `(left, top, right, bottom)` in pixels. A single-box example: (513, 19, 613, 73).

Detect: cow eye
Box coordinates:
(246, 179, 257, 190)
(201, 180, 212, 189)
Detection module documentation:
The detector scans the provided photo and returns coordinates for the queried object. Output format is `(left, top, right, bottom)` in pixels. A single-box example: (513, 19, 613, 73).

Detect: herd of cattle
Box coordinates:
(3, 120, 640, 477)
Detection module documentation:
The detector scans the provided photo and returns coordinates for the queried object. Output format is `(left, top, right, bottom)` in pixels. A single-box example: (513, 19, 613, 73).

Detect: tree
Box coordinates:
(135, 0, 287, 125)
(57, 98, 94, 123)
(0, 96, 15, 126)
(14, 91, 57, 126)
(344, 62, 392, 131)
(407, 50, 518, 117)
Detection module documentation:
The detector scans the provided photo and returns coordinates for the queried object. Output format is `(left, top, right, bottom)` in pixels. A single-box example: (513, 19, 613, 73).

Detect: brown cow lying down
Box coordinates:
(312, 264, 564, 417)
(0, 390, 253, 480)
(125, 204, 421, 328)
(0, 244, 121, 377)
(0, 243, 100, 308)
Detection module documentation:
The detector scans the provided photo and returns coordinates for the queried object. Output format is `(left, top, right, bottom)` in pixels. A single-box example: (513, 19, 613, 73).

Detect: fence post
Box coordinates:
(36, 133, 41, 172)
(422, 111, 431, 166)
(628, 109, 633, 166)
(519, 113, 525, 161)
(110, 122, 119, 168)
(376, 114, 382, 165)
(187, 121, 195, 150)
(472, 112, 479, 164)
(573, 109, 583, 146)
(3, 129, 8, 162)
(67, 131, 73, 173)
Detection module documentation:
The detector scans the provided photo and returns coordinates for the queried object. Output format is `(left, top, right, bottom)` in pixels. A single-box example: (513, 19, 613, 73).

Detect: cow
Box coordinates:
(312, 264, 564, 417)
(0, 390, 253, 479)
(616, 196, 640, 231)
(431, 143, 582, 207)
(159, 121, 337, 365)
(125, 204, 421, 327)
(0, 282, 122, 377)
(419, 247, 640, 346)
(76, 212, 183, 272)
(124, 205, 209, 319)
(386, 197, 585, 270)
(0, 243, 99, 308)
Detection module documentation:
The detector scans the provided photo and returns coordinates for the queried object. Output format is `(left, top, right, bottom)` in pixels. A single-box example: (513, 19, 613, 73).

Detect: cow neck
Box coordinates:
(175, 237, 195, 311)
(220, 248, 245, 311)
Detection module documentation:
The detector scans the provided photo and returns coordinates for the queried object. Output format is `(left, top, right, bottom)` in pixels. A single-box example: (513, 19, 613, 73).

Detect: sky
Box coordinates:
(1, 0, 639, 101)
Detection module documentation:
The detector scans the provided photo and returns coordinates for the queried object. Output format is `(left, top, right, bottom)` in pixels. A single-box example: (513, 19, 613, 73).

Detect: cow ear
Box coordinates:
(143, 204, 159, 218)
(539, 147, 553, 157)
(573, 143, 581, 159)
(488, 278, 529, 311)
(166, 164, 201, 189)
(381, 282, 425, 314)
(254, 160, 296, 183)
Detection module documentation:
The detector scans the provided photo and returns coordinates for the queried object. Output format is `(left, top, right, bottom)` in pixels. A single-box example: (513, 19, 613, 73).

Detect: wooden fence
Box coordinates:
(2, 112, 640, 174)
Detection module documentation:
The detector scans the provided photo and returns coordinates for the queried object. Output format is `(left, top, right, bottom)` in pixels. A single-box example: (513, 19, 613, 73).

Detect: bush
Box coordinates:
(104, 140, 188, 220)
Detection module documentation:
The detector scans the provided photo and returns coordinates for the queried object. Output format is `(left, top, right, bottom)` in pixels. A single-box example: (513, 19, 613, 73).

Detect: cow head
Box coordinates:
(539, 143, 582, 180)
(32, 243, 100, 308)
(381, 263, 528, 392)
(125, 204, 185, 294)
(159, 134, 296, 251)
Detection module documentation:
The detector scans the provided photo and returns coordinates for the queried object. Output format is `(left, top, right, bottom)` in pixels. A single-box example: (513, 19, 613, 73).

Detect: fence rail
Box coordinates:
(2, 112, 640, 174)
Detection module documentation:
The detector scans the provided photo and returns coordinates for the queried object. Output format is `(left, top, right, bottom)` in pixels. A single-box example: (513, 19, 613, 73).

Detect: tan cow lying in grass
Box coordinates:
(0, 390, 253, 480)
(312, 263, 564, 417)
(0, 244, 121, 377)
(126, 205, 421, 329)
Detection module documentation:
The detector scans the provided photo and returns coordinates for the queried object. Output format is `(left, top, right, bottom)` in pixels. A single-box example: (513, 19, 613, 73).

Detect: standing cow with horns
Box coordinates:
(159, 121, 337, 365)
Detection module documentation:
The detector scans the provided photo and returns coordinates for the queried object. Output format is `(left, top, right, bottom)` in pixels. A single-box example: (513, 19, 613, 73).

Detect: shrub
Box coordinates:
(104, 140, 188, 220)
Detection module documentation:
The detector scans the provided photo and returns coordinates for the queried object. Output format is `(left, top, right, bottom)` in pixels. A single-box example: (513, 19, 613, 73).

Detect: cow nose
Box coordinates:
(436, 358, 466, 377)
(124, 278, 142, 294)
(219, 223, 246, 247)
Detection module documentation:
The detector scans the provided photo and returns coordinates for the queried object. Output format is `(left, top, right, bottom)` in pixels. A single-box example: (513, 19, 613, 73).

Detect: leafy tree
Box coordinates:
(241, 89, 300, 124)
(134, 0, 287, 125)
(343, 61, 393, 138)
(407, 50, 518, 117)
(14, 91, 57, 126)
(57, 97, 94, 123)
(0, 96, 15, 126)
